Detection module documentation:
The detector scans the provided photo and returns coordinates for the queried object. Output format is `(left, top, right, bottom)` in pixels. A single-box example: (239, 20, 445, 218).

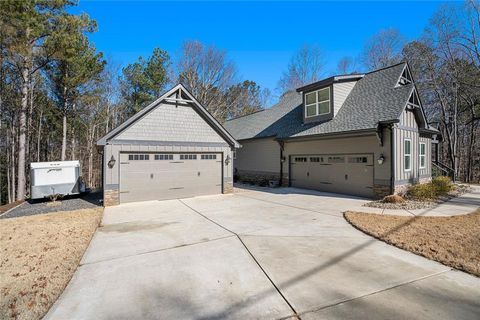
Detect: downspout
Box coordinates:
(277, 140, 284, 186)
(390, 125, 395, 195)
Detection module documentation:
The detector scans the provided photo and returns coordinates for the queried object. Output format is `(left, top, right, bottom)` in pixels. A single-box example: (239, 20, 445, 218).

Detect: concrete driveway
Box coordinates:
(46, 187, 480, 320)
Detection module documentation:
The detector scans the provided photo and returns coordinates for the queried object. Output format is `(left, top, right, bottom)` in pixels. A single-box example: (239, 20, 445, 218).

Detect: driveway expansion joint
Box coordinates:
(80, 234, 236, 266)
(179, 199, 301, 319)
(236, 193, 343, 219)
(297, 268, 453, 317)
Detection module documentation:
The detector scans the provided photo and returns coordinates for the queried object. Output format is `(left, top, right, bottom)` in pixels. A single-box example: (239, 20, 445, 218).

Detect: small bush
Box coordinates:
(408, 183, 438, 200)
(432, 176, 454, 195)
(383, 194, 405, 203)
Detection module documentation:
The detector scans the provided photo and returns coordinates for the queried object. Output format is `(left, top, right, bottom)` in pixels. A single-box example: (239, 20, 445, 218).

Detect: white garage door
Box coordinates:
(119, 153, 222, 203)
(290, 154, 374, 198)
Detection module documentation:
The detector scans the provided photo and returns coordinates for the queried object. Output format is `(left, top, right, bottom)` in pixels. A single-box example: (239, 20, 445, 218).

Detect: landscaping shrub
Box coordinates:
(407, 183, 438, 200)
(432, 176, 454, 195)
(407, 176, 454, 200)
(382, 194, 405, 203)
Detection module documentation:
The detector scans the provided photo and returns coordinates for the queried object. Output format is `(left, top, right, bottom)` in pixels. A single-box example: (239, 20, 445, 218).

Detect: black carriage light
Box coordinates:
(377, 154, 385, 165)
(108, 155, 116, 168)
(225, 155, 231, 165)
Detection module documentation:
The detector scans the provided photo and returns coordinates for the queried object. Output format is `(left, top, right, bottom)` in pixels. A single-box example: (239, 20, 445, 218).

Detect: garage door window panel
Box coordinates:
(201, 154, 217, 160)
(180, 154, 197, 160)
(128, 154, 150, 161)
(328, 156, 345, 164)
(155, 154, 174, 160)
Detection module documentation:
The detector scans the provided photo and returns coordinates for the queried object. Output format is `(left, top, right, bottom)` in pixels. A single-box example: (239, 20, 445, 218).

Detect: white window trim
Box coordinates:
(305, 87, 330, 118)
(419, 142, 426, 169)
(404, 138, 412, 172)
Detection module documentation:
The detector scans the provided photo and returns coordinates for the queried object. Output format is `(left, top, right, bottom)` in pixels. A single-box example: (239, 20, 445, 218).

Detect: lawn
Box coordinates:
(345, 209, 480, 277)
(0, 208, 103, 320)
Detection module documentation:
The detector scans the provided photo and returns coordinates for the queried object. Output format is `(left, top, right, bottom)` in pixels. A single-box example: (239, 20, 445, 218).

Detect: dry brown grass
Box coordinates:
(345, 209, 480, 277)
(0, 208, 103, 320)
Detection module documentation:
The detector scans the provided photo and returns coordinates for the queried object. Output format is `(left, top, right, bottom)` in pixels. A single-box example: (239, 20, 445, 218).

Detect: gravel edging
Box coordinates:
(363, 184, 472, 210)
(0, 192, 102, 219)
(0, 201, 26, 218)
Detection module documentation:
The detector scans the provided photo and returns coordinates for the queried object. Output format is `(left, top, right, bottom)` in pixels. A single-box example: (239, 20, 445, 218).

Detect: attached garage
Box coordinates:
(290, 154, 374, 198)
(97, 84, 240, 206)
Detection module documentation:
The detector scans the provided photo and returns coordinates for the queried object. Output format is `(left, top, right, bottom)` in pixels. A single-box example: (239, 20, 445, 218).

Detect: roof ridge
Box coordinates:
(365, 61, 406, 75)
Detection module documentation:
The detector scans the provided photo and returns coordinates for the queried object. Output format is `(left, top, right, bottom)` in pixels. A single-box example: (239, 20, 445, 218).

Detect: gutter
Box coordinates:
(276, 128, 378, 142)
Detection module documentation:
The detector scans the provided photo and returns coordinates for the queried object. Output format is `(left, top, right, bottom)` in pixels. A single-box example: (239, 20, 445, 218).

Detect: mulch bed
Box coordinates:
(345, 209, 480, 277)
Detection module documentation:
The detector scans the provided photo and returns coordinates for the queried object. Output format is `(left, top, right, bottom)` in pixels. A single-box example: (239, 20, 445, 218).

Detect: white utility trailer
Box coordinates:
(30, 161, 85, 199)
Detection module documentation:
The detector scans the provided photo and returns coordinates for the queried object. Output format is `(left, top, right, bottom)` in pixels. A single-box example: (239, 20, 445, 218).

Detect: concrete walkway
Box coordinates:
(45, 188, 480, 320)
(339, 184, 480, 217)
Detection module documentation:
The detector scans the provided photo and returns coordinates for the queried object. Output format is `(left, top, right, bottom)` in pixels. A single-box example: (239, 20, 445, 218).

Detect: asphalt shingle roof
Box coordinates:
(224, 62, 413, 140)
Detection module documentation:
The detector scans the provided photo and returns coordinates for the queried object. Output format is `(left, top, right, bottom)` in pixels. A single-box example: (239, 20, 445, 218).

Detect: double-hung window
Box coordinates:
(305, 87, 330, 117)
(404, 139, 412, 171)
(419, 142, 426, 169)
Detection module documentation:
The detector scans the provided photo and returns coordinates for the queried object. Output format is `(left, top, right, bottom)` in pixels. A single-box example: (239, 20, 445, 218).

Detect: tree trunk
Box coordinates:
(37, 109, 43, 162)
(70, 102, 76, 160)
(17, 65, 29, 200)
(11, 126, 16, 202)
(61, 113, 67, 161)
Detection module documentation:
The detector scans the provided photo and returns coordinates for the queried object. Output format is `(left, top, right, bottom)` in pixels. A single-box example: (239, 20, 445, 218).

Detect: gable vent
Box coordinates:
(397, 65, 412, 86)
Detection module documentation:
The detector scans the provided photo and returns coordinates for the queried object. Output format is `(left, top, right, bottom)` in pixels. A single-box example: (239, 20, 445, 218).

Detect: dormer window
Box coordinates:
(305, 87, 330, 118)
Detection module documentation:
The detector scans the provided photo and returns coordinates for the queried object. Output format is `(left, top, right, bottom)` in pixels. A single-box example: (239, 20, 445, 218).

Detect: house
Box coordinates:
(224, 62, 439, 198)
(97, 84, 239, 206)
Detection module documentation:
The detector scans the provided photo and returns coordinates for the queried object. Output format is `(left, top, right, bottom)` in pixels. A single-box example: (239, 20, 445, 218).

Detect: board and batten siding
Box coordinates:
(394, 109, 431, 185)
(333, 81, 357, 116)
(234, 138, 280, 175)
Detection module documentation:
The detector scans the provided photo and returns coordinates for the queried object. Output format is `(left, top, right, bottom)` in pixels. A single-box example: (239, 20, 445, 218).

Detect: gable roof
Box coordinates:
(97, 84, 240, 148)
(225, 62, 433, 141)
(224, 90, 303, 140)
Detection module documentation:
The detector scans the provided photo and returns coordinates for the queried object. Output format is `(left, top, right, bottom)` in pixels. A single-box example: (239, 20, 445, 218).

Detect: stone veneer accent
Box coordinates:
(373, 184, 391, 199)
(237, 170, 280, 186)
(223, 181, 234, 194)
(281, 176, 289, 187)
(104, 189, 119, 207)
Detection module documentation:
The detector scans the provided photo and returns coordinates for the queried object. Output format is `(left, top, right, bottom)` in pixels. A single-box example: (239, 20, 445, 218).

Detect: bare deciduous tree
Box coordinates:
(361, 28, 405, 70)
(176, 41, 237, 120)
(337, 56, 356, 74)
(277, 44, 325, 94)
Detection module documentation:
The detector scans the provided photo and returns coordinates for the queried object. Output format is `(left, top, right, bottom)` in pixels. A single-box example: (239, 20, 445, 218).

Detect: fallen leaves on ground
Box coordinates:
(0, 208, 103, 320)
(344, 209, 480, 277)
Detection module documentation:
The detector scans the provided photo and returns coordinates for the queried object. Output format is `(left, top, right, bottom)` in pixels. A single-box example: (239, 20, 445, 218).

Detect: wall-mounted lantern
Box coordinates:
(377, 154, 385, 165)
(108, 155, 116, 168)
(281, 156, 286, 163)
(225, 155, 231, 166)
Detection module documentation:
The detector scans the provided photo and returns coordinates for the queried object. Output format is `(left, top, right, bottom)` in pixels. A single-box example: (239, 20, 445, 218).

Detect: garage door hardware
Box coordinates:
(119, 191, 130, 194)
(169, 187, 185, 190)
(120, 162, 130, 165)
